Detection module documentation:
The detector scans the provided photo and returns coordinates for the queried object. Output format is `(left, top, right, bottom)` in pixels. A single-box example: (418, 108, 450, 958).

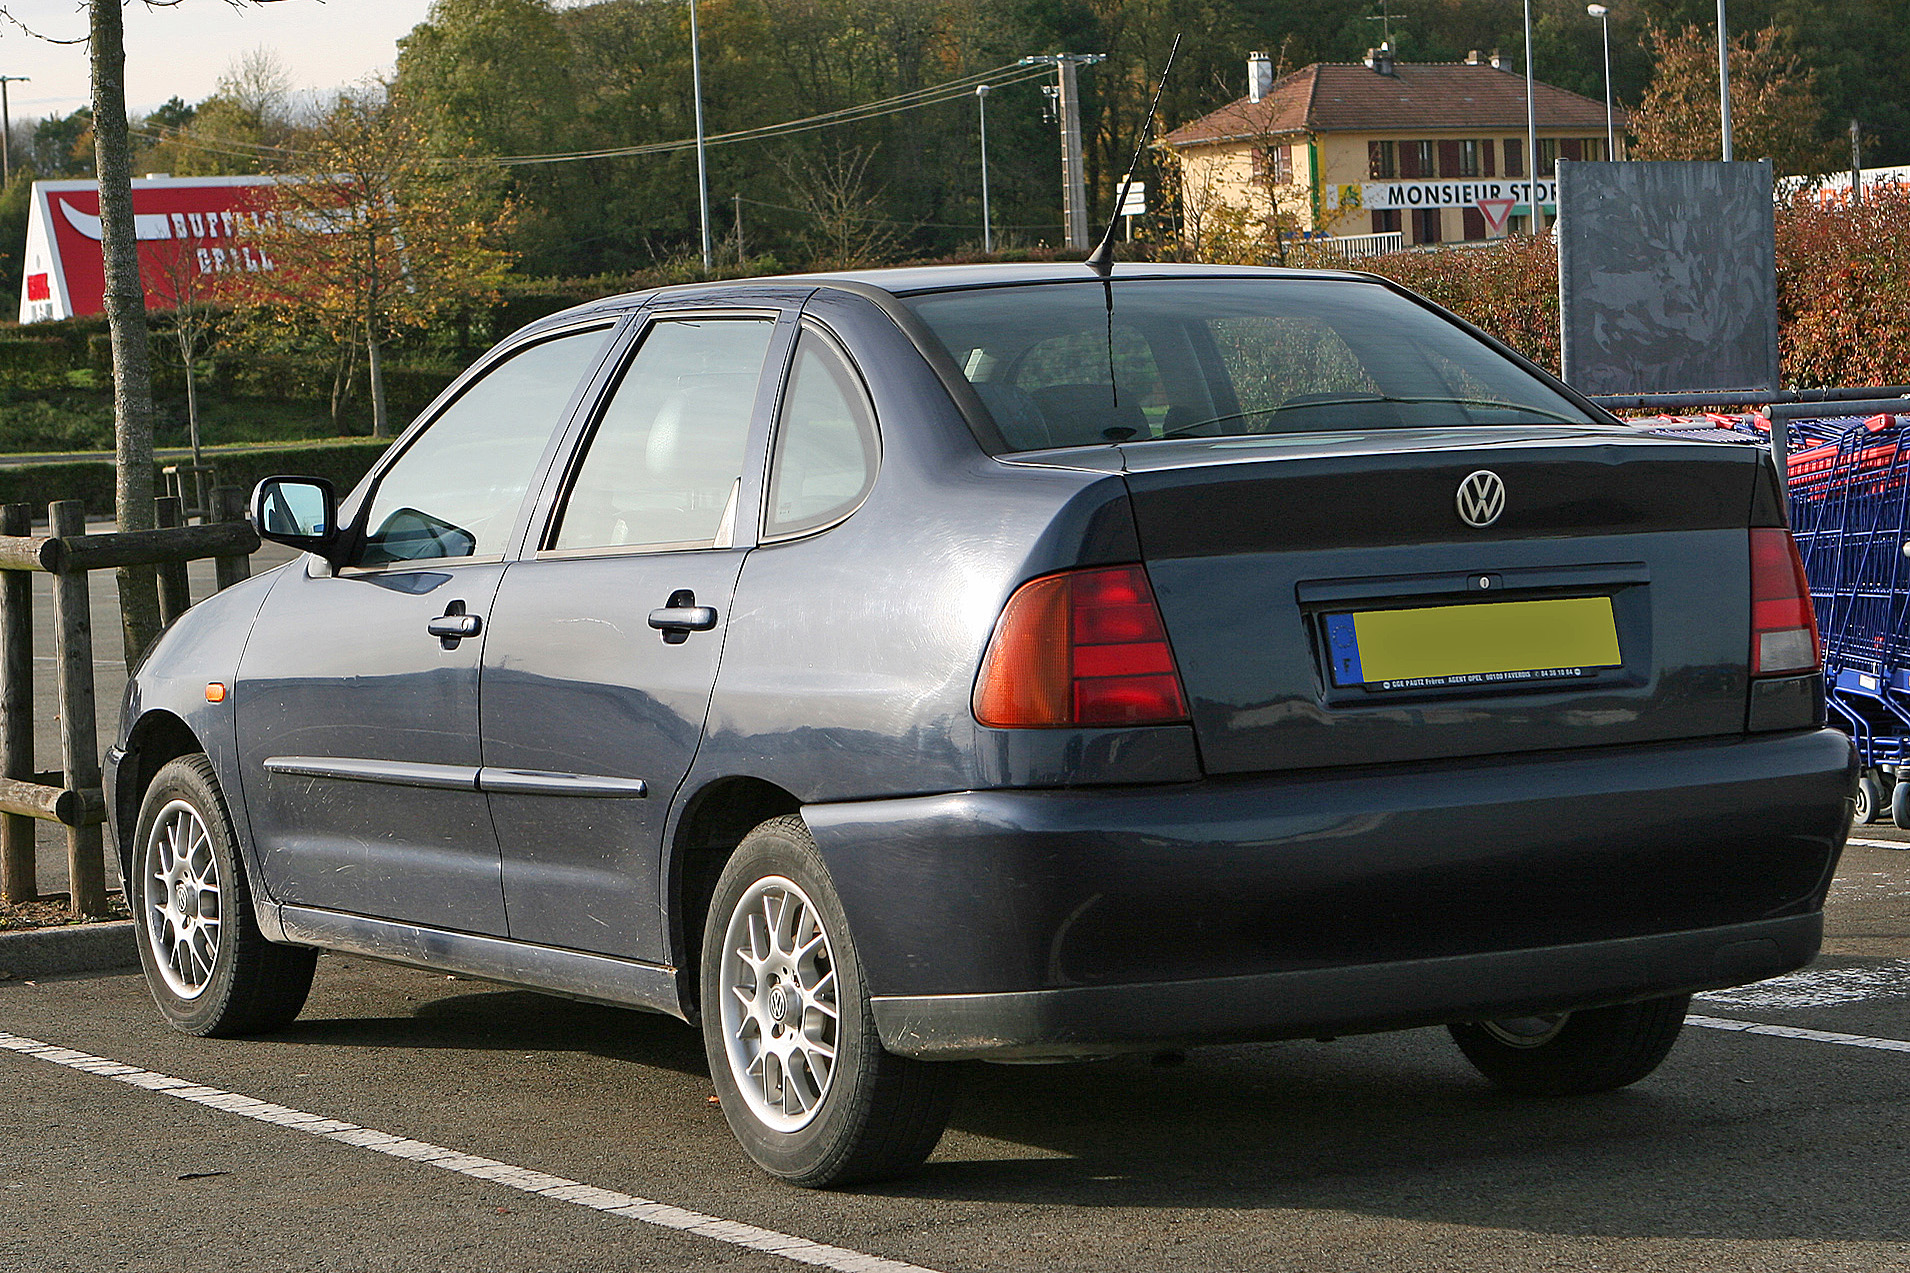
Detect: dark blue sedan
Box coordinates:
(107, 264, 1853, 1186)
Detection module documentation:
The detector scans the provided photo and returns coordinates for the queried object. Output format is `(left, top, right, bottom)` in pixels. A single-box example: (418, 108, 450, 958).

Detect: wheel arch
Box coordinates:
(668, 774, 803, 1022)
(116, 710, 204, 884)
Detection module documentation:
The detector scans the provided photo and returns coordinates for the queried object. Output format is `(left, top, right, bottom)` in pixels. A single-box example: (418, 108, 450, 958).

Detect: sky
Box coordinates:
(0, 0, 437, 122)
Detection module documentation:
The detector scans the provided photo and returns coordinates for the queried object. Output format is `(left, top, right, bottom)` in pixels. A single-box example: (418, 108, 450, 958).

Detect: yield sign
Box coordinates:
(1475, 197, 1517, 234)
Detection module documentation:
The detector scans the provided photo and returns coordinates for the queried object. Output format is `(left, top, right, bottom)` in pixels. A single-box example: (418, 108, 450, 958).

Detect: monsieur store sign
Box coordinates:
(1328, 179, 1557, 224)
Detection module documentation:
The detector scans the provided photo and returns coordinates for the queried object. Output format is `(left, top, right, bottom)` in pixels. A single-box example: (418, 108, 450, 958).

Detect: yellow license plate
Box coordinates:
(1324, 597, 1622, 690)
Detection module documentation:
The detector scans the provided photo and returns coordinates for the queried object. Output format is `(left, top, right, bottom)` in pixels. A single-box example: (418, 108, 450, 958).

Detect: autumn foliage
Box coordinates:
(1774, 183, 1910, 388)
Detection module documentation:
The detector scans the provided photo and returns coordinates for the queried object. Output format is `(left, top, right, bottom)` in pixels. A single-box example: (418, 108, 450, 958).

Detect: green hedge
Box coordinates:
(0, 439, 394, 519)
(0, 339, 75, 393)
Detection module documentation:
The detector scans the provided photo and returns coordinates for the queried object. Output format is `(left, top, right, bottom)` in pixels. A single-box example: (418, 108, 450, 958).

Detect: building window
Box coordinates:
(1254, 144, 1293, 185)
(1508, 213, 1529, 235)
(1459, 140, 1481, 177)
(1538, 138, 1558, 176)
(1371, 209, 1401, 236)
(1504, 138, 1524, 179)
(1415, 140, 1436, 176)
(1582, 137, 1607, 161)
(1413, 207, 1441, 245)
(1369, 140, 1396, 179)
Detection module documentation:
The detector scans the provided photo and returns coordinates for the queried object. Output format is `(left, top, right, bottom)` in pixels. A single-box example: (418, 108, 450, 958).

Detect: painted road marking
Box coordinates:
(1694, 960, 1910, 1009)
(0, 1030, 939, 1273)
(1846, 838, 1910, 851)
(1687, 1015, 1910, 1053)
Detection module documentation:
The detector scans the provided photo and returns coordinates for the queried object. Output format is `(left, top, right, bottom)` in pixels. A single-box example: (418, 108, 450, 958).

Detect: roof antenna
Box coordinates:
(1087, 33, 1180, 278)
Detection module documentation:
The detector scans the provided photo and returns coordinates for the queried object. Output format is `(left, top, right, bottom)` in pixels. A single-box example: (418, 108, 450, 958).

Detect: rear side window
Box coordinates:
(358, 324, 613, 566)
(551, 317, 775, 552)
(765, 331, 878, 539)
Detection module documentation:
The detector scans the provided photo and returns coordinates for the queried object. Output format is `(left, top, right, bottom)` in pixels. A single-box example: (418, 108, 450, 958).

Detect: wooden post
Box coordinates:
(154, 495, 191, 625)
(49, 500, 106, 918)
(211, 486, 251, 593)
(0, 503, 32, 903)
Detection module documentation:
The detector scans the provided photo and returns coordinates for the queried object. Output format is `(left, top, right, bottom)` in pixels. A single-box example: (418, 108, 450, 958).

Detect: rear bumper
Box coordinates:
(802, 729, 1854, 1059)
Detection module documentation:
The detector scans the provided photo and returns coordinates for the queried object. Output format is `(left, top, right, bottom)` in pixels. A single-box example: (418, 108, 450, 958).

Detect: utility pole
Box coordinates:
(734, 191, 744, 264)
(1020, 53, 1104, 250)
(1850, 119, 1863, 206)
(1717, 0, 1733, 161)
(688, 0, 713, 272)
(1523, 0, 1540, 232)
(0, 76, 28, 187)
(976, 84, 993, 255)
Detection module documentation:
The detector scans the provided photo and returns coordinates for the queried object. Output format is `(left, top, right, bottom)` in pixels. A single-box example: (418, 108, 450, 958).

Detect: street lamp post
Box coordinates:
(1523, 0, 1540, 232)
(688, 0, 713, 272)
(1587, 5, 1614, 159)
(1717, 0, 1733, 161)
(976, 84, 993, 255)
(0, 76, 28, 187)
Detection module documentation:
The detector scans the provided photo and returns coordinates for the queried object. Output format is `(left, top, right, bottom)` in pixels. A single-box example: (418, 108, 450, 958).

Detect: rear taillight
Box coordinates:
(1749, 527, 1820, 675)
(974, 565, 1190, 728)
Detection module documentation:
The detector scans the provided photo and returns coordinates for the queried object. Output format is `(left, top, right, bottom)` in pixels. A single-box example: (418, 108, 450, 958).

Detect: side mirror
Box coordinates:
(250, 476, 340, 560)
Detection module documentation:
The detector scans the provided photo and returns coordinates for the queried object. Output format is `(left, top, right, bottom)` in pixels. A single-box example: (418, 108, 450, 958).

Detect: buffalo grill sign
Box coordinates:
(18, 175, 333, 324)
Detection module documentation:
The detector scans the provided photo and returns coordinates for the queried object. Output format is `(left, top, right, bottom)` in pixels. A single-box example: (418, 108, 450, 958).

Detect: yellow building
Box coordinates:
(1164, 47, 1620, 247)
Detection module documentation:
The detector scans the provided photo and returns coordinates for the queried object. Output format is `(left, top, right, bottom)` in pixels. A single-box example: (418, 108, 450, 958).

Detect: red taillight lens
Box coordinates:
(1749, 527, 1819, 675)
(974, 565, 1191, 728)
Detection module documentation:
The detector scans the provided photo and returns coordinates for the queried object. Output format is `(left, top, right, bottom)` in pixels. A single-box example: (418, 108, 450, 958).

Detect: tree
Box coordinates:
(1629, 22, 1836, 174)
(141, 236, 221, 481)
(238, 90, 514, 438)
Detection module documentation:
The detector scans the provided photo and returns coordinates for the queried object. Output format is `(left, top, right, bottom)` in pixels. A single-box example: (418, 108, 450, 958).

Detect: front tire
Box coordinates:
(701, 815, 955, 1187)
(1448, 994, 1690, 1096)
(131, 754, 316, 1037)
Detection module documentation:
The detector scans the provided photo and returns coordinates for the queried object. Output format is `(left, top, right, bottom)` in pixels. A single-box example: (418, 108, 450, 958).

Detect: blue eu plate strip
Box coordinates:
(1325, 613, 1363, 686)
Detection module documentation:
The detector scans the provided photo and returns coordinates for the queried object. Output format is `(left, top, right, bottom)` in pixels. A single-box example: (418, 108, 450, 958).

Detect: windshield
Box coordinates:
(901, 277, 1598, 451)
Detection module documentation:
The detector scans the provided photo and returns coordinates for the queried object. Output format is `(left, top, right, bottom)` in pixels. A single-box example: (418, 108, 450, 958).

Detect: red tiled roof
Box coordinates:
(1164, 61, 1618, 146)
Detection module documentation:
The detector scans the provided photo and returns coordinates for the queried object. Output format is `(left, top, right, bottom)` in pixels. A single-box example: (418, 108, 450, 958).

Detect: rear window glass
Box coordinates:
(902, 278, 1594, 451)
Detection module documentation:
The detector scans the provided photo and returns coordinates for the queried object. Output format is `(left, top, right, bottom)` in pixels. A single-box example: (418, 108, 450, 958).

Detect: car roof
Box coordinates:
(518, 262, 1381, 337)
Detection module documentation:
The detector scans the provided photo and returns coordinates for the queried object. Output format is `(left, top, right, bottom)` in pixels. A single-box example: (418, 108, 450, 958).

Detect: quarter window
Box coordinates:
(551, 317, 775, 552)
(358, 325, 613, 566)
(766, 331, 878, 538)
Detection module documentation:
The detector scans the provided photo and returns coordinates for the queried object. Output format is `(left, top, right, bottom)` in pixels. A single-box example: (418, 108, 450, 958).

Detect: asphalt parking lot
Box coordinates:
(5, 831, 1909, 1272)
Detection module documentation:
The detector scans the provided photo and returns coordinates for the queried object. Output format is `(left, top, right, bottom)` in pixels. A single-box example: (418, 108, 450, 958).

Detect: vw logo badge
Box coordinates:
(1456, 470, 1506, 528)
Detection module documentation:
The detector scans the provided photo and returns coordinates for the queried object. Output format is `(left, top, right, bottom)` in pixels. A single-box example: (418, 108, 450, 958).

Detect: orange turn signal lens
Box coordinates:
(205, 682, 227, 703)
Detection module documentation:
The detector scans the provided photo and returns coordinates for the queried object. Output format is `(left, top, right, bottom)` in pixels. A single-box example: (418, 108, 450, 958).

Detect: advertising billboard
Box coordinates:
(18, 175, 291, 324)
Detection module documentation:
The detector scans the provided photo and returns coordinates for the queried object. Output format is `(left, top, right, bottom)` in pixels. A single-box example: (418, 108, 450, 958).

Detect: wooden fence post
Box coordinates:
(211, 486, 251, 593)
(49, 500, 106, 918)
(154, 496, 191, 625)
(0, 503, 33, 904)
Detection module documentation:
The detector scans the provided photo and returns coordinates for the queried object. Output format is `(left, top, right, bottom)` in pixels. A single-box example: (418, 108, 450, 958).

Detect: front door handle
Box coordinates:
(428, 600, 482, 648)
(648, 590, 718, 644)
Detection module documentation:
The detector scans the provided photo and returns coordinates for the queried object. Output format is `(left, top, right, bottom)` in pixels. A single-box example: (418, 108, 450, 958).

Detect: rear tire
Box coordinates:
(1855, 773, 1883, 824)
(131, 754, 316, 1037)
(1448, 994, 1689, 1096)
(701, 815, 955, 1187)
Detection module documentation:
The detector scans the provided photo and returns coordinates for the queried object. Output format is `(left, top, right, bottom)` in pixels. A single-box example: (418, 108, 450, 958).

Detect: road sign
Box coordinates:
(1475, 197, 1516, 234)
(1117, 182, 1147, 217)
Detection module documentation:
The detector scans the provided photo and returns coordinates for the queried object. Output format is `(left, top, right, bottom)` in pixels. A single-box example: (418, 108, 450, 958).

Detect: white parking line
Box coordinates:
(1694, 960, 1910, 1009)
(1846, 837, 1910, 851)
(1687, 1015, 1910, 1053)
(0, 1030, 939, 1273)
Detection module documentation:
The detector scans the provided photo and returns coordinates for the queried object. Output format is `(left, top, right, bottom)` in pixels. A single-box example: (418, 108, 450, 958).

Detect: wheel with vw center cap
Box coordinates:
(701, 815, 955, 1186)
(131, 754, 316, 1036)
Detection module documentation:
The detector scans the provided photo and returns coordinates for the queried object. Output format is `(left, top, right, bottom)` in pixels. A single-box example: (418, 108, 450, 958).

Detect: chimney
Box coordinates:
(1371, 42, 1396, 76)
(1247, 51, 1274, 103)
(1489, 48, 1505, 70)
(1466, 49, 1483, 65)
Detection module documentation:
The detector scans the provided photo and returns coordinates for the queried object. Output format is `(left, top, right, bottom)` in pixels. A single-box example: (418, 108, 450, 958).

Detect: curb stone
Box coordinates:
(0, 920, 137, 979)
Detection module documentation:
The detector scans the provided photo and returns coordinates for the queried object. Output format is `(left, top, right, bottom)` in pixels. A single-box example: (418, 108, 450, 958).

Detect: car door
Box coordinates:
(480, 310, 789, 960)
(235, 319, 621, 935)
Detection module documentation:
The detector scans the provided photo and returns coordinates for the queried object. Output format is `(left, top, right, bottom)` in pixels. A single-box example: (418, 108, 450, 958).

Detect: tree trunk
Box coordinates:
(184, 350, 201, 467)
(368, 330, 389, 439)
(90, 0, 163, 671)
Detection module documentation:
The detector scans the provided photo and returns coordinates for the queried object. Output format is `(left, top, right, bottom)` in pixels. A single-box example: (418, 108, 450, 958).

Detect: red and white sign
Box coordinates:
(18, 175, 298, 324)
(1474, 197, 1516, 234)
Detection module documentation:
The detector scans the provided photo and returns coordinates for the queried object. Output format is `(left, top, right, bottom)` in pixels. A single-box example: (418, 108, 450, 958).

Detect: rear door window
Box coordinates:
(765, 330, 879, 539)
(550, 316, 776, 552)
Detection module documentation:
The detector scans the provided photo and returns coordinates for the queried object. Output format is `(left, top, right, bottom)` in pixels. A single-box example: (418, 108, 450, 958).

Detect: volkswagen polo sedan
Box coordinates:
(108, 264, 1854, 1186)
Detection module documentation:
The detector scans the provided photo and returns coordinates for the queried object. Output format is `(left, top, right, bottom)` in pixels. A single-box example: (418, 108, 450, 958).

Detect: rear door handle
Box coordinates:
(428, 600, 482, 648)
(648, 590, 718, 644)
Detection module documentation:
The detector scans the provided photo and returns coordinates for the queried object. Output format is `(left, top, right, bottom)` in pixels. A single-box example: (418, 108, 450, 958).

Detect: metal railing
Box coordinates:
(0, 489, 259, 917)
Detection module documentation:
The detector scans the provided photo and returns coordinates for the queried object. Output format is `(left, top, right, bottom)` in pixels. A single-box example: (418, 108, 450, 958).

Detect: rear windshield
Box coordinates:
(900, 277, 1596, 451)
